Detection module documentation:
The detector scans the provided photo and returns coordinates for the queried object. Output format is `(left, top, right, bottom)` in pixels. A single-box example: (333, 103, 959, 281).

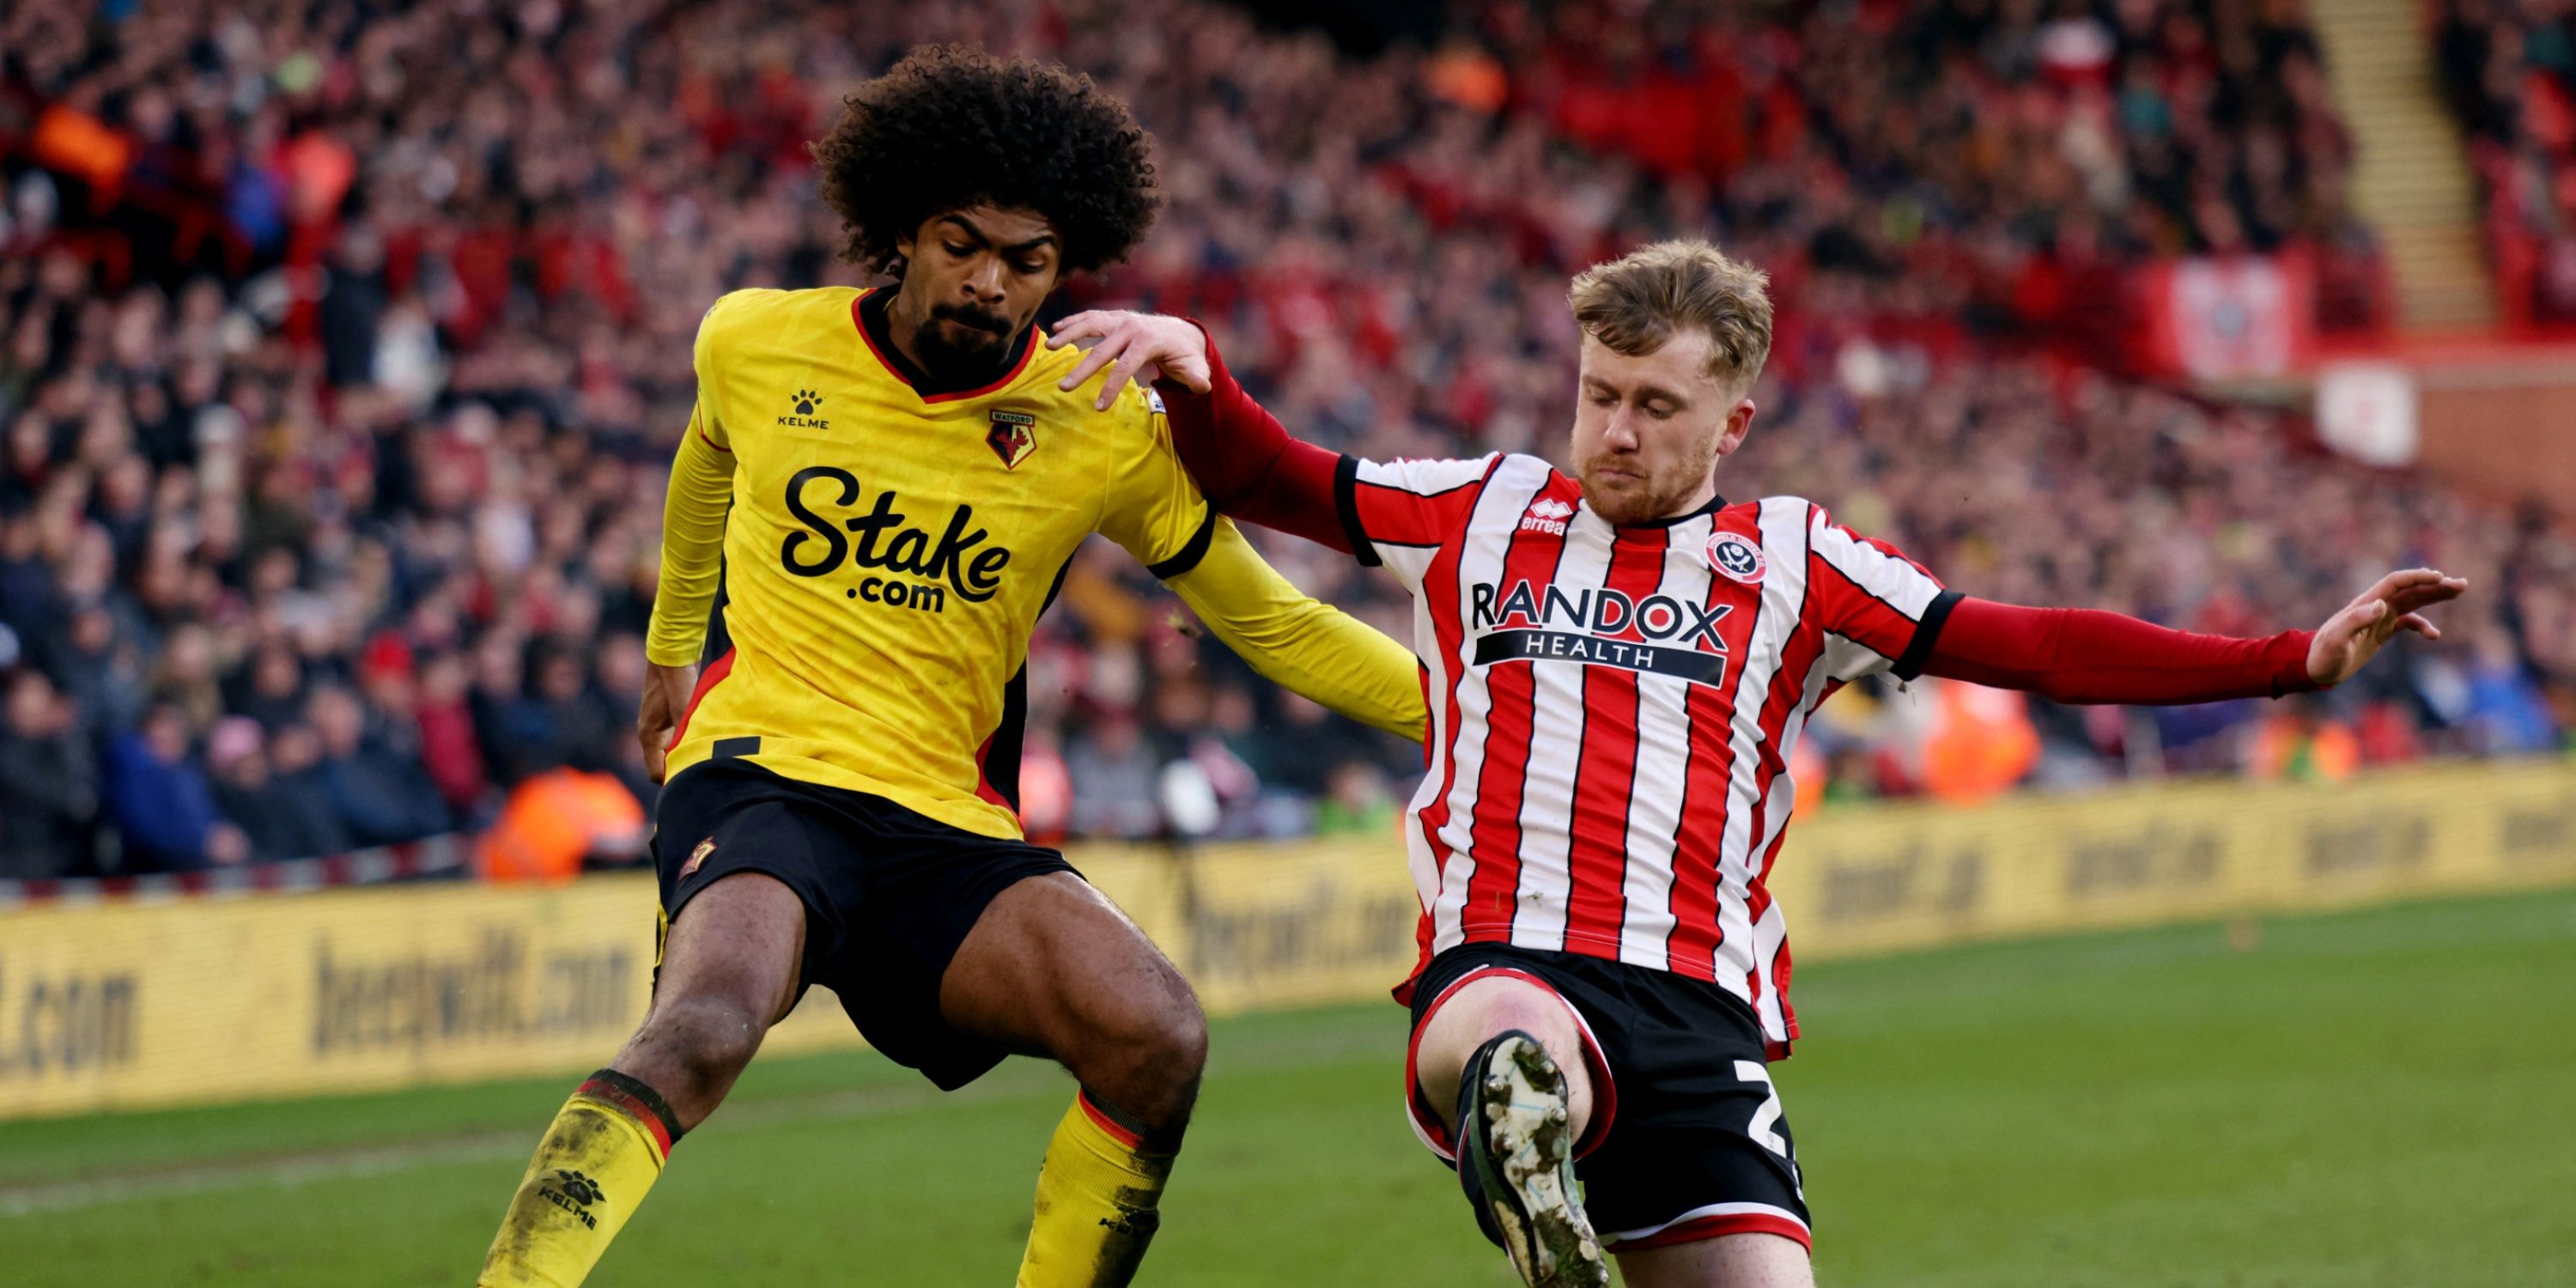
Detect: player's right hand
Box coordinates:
(638, 661, 699, 784)
(2306, 568, 2469, 686)
(1047, 310, 1213, 410)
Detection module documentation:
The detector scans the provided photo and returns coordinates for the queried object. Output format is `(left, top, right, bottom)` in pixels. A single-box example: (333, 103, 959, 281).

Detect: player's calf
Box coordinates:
(1013, 943, 1203, 1287)
(477, 873, 805, 1287)
(941, 872, 1207, 1286)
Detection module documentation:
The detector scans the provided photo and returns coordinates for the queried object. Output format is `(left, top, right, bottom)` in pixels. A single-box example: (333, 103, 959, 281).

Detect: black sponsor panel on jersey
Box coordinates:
(1473, 629, 1728, 685)
(779, 465, 1012, 609)
(1469, 579, 1731, 650)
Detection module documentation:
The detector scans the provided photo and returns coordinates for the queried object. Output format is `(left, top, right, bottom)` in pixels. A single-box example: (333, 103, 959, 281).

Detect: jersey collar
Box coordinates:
(852, 287, 1038, 404)
(1580, 489, 1728, 530)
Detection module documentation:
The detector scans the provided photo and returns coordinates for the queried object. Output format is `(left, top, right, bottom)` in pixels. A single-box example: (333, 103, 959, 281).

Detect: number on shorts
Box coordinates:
(1732, 1060, 1789, 1158)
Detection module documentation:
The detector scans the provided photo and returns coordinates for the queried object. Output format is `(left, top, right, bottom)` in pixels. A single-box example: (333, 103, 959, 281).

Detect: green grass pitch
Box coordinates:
(5, 887, 2573, 1286)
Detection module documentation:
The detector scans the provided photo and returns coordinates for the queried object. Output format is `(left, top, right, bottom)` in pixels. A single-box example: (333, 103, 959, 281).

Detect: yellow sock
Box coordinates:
(477, 1070, 683, 1287)
(1016, 1091, 1181, 1288)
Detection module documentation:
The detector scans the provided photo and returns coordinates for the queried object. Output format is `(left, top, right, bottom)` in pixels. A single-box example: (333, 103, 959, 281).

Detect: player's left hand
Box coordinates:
(2306, 568, 2469, 686)
(1047, 310, 1212, 410)
(638, 661, 699, 784)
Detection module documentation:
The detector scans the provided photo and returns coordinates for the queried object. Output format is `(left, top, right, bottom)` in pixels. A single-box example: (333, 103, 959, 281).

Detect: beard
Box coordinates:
(1575, 435, 1720, 526)
(913, 302, 1018, 384)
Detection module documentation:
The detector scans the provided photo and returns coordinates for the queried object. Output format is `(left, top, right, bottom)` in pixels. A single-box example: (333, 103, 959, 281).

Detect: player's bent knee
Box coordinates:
(634, 993, 768, 1104)
(1150, 1002, 1210, 1082)
(1419, 977, 1580, 1077)
(1097, 951, 1206, 1070)
(1482, 987, 1581, 1048)
(1128, 995, 1209, 1084)
(1070, 993, 1206, 1132)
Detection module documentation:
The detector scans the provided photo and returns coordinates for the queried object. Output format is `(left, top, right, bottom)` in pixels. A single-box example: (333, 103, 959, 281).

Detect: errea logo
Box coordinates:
(1520, 496, 1575, 535)
(778, 388, 829, 430)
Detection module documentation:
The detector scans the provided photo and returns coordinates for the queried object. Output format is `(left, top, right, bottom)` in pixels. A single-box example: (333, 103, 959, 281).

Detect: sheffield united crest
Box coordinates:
(1707, 532, 1766, 585)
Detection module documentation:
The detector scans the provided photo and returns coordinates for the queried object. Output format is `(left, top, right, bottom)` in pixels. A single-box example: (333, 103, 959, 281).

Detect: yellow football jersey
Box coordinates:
(646, 285, 1217, 840)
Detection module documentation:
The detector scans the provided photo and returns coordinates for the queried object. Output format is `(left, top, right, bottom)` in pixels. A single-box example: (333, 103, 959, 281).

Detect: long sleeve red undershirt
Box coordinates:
(1157, 333, 2323, 707)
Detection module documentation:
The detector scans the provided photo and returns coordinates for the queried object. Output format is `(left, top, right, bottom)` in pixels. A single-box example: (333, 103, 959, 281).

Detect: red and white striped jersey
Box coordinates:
(1338, 452, 1958, 1056)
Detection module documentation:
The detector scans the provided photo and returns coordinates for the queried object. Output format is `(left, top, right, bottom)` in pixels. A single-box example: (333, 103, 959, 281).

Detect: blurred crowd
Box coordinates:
(1441, 0, 2382, 337)
(2440, 0, 2576, 327)
(0, 0, 2563, 879)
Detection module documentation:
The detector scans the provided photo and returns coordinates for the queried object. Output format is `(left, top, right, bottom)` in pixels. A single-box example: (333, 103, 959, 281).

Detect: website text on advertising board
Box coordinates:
(311, 929, 635, 1056)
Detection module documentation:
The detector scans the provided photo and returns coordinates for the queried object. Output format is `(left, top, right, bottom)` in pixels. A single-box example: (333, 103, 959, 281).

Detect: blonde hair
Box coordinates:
(1568, 240, 1773, 392)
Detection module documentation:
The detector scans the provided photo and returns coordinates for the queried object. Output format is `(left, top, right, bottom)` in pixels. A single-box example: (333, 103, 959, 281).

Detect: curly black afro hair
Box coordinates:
(811, 46, 1159, 277)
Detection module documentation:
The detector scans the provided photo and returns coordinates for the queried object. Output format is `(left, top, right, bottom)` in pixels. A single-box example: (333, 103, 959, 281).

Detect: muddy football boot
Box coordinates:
(1454, 1030, 1609, 1288)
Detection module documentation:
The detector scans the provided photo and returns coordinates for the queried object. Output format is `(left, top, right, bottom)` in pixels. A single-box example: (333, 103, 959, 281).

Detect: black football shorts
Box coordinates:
(652, 757, 1074, 1091)
(1406, 943, 1813, 1252)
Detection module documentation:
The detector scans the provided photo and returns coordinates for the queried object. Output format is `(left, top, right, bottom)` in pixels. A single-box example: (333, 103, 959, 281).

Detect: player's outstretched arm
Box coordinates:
(1051, 309, 1352, 552)
(1922, 568, 2468, 705)
(639, 411, 737, 781)
(1164, 518, 1429, 742)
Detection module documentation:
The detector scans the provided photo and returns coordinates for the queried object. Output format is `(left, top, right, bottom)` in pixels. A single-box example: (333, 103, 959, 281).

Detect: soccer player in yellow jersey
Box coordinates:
(476, 47, 1428, 1287)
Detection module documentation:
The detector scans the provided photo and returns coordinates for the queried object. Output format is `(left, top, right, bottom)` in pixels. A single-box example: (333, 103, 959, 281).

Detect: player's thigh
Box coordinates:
(1411, 973, 1597, 1133)
(1614, 1231, 1813, 1288)
(937, 871, 1200, 1061)
(647, 870, 806, 1028)
(648, 762, 850, 1030)
(619, 870, 809, 1125)
(1564, 959, 1813, 1261)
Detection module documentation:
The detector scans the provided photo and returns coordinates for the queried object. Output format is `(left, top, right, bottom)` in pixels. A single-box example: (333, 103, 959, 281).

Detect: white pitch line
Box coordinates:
(0, 1073, 1047, 1219)
(0, 1133, 537, 1218)
(0, 1019, 1398, 1219)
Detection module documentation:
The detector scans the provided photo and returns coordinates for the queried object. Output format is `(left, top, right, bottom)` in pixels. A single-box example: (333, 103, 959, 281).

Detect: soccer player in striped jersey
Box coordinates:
(474, 49, 1430, 1288)
(1047, 240, 2466, 1288)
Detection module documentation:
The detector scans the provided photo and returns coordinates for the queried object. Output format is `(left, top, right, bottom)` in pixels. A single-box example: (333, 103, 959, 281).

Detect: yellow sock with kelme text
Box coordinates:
(477, 1069, 683, 1288)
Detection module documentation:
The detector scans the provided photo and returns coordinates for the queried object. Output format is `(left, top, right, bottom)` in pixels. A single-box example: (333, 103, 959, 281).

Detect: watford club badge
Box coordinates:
(986, 410, 1037, 470)
(679, 836, 716, 880)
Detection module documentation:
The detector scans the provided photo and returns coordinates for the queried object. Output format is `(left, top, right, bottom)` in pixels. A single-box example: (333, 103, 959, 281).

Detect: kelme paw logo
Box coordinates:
(552, 1169, 604, 1206)
(793, 389, 823, 416)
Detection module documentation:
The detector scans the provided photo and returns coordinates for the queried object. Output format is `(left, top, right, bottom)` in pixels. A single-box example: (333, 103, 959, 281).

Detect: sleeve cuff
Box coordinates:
(2269, 629, 2324, 696)
(1147, 507, 1219, 580)
(1891, 589, 1964, 682)
(1333, 453, 1380, 568)
(1155, 317, 1230, 401)
(644, 641, 703, 668)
